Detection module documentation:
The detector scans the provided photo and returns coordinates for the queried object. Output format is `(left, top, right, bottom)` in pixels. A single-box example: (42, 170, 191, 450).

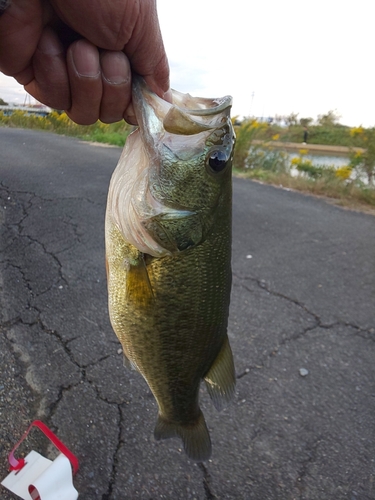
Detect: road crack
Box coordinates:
(198, 462, 217, 500)
(294, 438, 322, 498)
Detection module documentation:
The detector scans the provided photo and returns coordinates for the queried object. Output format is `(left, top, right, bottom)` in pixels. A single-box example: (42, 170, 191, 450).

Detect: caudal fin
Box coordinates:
(154, 411, 212, 462)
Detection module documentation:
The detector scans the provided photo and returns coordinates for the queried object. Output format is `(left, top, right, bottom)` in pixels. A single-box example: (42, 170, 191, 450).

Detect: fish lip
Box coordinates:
(132, 74, 233, 114)
(170, 89, 233, 116)
(132, 75, 233, 137)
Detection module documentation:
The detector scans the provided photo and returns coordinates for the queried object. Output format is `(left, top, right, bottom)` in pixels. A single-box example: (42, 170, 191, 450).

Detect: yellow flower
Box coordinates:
(291, 157, 301, 165)
(350, 126, 364, 137)
(57, 112, 71, 124)
(99, 121, 110, 131)
(272, 134, 280, 141)
(299, 149, 309, 155)
(335, 166, 352, 180)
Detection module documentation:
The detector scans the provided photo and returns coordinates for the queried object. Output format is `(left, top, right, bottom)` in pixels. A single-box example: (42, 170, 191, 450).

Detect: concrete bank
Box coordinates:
(253, 140, 364, 156)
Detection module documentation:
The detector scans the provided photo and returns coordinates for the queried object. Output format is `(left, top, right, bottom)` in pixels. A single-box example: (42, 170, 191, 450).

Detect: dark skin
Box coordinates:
(0, 0, 171, 125)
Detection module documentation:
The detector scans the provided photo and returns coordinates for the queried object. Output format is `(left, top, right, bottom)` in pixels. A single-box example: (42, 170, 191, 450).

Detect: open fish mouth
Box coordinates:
(133, 74, 233, 140)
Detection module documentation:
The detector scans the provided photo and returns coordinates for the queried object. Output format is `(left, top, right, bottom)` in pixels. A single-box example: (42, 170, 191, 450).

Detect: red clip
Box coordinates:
(8, 420, 79, 476)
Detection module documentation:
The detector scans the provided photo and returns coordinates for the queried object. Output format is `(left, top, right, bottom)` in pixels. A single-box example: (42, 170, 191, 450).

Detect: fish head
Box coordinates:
(108, 77, 235, 257)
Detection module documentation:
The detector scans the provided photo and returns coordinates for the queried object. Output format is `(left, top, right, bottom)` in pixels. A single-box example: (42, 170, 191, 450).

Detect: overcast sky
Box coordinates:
(1, 0, 374, 127)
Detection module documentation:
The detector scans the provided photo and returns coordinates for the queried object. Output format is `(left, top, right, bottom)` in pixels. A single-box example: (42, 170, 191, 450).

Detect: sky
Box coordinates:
(1, 0, 374, 127)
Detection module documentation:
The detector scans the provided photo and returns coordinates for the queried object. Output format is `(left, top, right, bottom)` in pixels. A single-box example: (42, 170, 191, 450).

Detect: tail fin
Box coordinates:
(154, 411, 211, 462)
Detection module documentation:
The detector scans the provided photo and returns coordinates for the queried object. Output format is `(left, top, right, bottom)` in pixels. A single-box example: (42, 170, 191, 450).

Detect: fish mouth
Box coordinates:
(132, 75, 233, 142)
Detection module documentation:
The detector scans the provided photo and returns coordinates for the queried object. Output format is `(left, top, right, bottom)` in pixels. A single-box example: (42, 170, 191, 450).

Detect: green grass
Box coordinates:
(231, 118, 375, 212)
(0, 110, 132, 146)
(251, 123, 365, 148)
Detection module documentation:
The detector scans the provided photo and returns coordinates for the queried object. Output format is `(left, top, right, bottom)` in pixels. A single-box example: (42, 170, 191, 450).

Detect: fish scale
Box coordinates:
(105, 76, 236, 461)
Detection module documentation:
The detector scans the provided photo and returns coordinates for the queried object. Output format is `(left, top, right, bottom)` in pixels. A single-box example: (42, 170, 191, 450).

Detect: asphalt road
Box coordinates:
(1, 128, 375, 500)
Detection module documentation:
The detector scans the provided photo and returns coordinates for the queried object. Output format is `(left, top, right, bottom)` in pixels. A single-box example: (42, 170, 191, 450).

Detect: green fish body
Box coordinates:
(105, 77, 236, 461)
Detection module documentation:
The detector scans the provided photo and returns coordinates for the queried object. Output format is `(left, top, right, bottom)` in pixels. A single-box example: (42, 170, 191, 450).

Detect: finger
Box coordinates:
(125, 0, 170, 99)
(51, 0, 170, 101)
(0, 0, 12, 16)
(24, 27, 71, 110)
(99, 51, 131, 124)
(0, 0, 43, 77)
(123, 101, 137, 126)
(66, 38, 102, 125)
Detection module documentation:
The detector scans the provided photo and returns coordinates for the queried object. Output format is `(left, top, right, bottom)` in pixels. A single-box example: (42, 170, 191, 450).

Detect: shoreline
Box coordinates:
(252, 140, 365, 156)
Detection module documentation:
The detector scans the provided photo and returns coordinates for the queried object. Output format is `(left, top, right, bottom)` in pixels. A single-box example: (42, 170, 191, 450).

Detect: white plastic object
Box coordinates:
(1, 451, 78, 500)
(1, 421, 79, 500)
(1, 450, 79, 500)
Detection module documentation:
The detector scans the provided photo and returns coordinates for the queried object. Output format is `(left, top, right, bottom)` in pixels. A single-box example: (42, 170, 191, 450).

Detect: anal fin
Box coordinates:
(204, 336, 236, 411)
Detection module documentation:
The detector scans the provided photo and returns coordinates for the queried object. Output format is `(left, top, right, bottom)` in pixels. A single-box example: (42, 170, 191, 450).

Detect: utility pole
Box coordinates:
(249, 91, 255, 118)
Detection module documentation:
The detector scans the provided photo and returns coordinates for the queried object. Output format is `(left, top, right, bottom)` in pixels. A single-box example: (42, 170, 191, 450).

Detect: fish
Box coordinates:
(105, 76, 236, 461)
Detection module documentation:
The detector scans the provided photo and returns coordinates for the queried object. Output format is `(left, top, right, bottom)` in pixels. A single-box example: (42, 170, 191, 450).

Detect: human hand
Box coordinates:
(0, 0, 170, 125)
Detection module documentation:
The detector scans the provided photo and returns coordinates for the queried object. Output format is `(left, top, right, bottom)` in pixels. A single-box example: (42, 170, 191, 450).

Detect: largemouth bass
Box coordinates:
(105, 77, 236, 461)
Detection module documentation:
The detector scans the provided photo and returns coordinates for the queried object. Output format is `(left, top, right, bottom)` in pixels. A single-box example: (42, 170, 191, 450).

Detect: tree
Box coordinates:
(317, 109, 341, 127)
(284, 112, 299, 127)
(299, 117, 313, 127)
(273, 114, 284, 126)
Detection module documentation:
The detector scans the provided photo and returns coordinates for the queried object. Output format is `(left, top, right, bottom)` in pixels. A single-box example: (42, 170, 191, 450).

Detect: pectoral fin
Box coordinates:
(124, 252, 154, 307)
(204, 336, 236, 411)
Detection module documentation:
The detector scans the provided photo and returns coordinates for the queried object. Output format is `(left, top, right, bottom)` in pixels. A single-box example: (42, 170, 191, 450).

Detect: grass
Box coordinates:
(232, 118, 375, 213)
(0, 110, 132, 146)
(247, 122, 365, 148)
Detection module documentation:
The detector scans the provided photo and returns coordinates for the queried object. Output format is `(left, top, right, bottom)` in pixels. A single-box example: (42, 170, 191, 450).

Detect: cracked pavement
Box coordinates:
(1, 128, 375, 499)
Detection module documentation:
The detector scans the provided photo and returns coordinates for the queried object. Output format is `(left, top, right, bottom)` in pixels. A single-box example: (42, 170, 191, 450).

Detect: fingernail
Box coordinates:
(101, 52, 129, 85)
(124, 103, 137, 125)
(71, 40, 100, 78)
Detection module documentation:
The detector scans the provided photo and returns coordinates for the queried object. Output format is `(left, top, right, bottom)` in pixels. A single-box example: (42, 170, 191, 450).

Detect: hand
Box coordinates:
(0, 0, 170, 125)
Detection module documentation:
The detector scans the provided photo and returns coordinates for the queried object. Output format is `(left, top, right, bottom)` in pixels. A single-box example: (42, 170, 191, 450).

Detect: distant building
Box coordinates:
(0, 104, 51, 117)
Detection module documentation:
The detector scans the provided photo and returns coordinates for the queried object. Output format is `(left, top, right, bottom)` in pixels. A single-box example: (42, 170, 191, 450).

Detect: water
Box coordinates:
(287, 150, 369, 183)
(288, 151, 349, 168)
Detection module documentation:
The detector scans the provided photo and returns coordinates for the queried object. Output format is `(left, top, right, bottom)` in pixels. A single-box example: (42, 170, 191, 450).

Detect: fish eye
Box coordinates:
(207, 149, 229, 173)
